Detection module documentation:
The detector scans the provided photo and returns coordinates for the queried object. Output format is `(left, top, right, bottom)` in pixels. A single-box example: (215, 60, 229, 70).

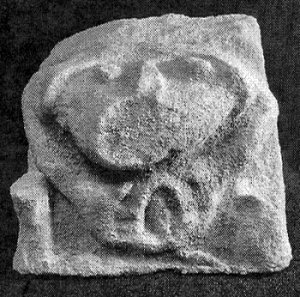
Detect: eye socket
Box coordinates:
(90, 67, 110, 84)
(157, 57, 204, 82)
(62, 66, 110, 90)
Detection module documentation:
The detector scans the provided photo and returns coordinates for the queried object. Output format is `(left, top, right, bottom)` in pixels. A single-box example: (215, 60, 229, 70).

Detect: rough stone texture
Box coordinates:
(10, 13, 292, 276)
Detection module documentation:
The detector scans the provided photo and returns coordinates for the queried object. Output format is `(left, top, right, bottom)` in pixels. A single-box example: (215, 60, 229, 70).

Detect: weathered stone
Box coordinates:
(10, 13, 292, 275)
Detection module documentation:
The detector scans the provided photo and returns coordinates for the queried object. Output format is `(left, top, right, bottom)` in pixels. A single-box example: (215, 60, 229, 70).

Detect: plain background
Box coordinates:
(0, 0, 299, 296)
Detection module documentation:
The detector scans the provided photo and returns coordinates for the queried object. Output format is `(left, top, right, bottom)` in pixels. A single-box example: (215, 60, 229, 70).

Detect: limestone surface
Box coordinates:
(10, 13, 292, 275)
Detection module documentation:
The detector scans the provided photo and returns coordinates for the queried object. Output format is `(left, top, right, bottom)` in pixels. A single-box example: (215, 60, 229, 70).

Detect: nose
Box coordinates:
(136, 60, 166, 100)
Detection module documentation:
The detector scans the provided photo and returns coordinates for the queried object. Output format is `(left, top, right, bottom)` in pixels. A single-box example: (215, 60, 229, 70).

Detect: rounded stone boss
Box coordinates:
(10, 14, 292, 275)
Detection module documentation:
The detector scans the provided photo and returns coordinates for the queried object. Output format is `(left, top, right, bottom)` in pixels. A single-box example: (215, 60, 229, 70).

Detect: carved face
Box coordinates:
(36, 47, 258, 254)
(15, 15, 291, 274)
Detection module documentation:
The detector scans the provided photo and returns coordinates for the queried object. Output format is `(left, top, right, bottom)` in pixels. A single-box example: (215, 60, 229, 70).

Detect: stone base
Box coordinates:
(10, 171, 292, 276)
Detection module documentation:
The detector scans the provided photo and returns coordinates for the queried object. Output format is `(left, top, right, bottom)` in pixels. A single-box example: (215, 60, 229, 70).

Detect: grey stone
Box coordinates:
(10, 13, 292, 275)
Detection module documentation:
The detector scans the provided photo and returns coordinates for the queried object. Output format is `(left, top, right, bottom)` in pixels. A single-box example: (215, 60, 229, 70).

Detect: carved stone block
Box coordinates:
(10, 14, 292, 275)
